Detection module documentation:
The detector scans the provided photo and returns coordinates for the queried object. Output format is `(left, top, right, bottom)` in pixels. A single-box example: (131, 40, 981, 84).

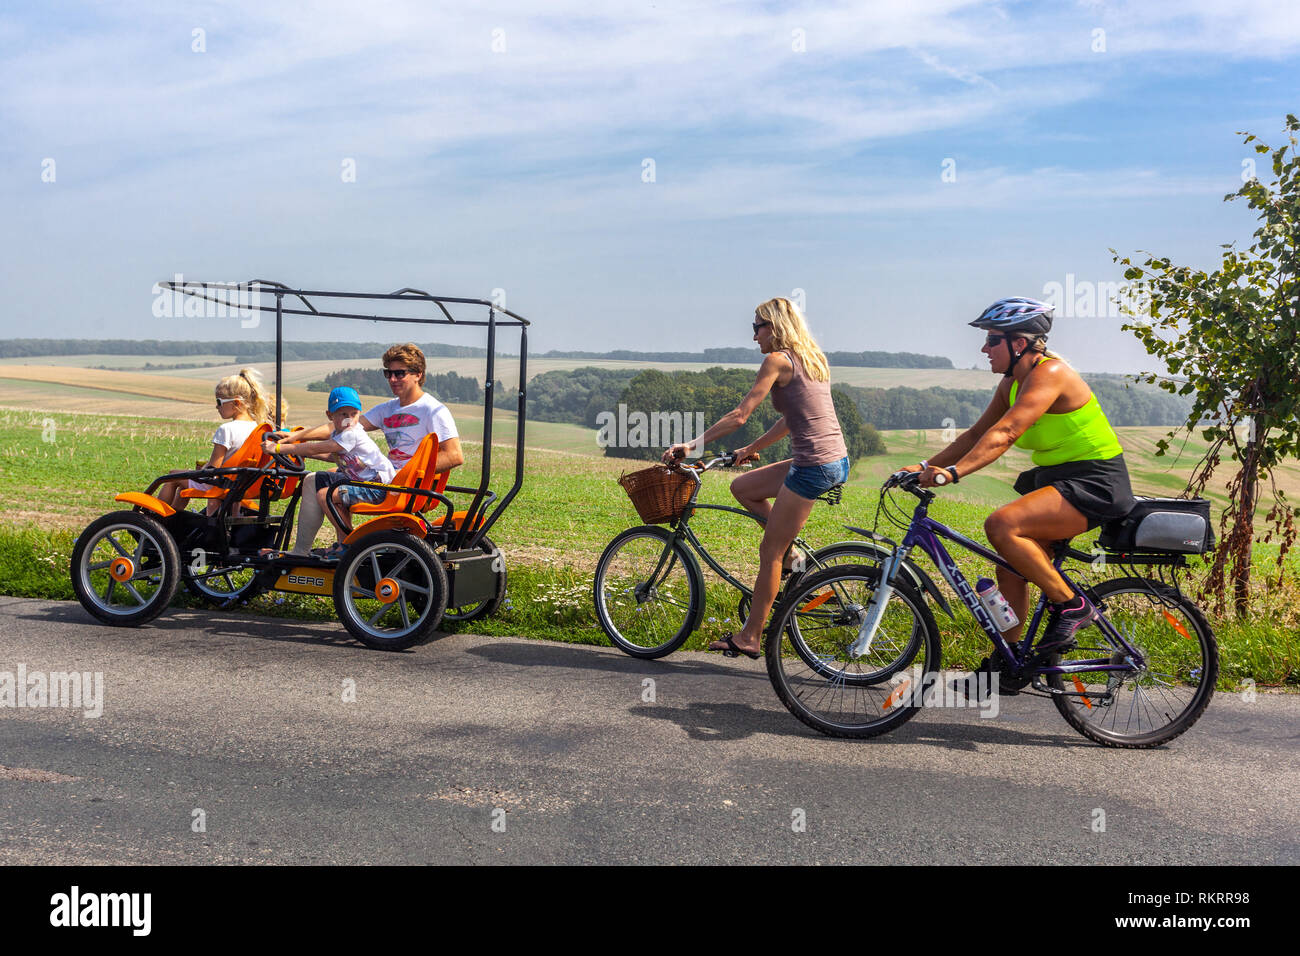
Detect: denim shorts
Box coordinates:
(784, 456, 850, 500)
(316, 470, 390, 506)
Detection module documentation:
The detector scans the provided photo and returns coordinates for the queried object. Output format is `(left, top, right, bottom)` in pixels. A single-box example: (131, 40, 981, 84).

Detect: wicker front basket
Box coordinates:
(618, 465, 694, 524)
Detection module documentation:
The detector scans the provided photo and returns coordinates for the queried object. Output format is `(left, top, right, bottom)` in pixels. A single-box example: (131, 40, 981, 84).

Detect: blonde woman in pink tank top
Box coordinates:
(663, 298, 848, 660)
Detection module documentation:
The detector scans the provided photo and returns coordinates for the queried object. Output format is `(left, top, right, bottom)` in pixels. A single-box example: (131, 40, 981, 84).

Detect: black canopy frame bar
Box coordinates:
(158, 279, 529, 552)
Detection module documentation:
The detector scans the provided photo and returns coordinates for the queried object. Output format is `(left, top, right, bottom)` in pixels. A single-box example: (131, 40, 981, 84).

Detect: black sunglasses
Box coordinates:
(382, 368, 411, 379)
(984, 334, 1010, 347)
(752, 321, 771, 333)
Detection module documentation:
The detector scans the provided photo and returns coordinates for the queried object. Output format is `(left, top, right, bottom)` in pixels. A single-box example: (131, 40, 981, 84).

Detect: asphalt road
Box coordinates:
(1, 597, 1296, 864)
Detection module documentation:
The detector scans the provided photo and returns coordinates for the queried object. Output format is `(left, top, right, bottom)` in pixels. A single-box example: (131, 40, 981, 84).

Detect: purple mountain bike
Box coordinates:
(763, 472, 1218, 746)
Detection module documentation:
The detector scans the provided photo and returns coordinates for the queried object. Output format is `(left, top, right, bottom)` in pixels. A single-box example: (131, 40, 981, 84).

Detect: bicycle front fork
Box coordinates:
(848, 545, 911, 657)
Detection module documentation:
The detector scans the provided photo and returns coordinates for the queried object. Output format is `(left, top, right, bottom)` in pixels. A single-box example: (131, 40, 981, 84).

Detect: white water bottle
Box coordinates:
(976, 578, 1019, 632)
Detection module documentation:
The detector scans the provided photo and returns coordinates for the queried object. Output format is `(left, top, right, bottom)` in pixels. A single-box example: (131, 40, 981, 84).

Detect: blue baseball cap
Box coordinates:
(327, 386, 362, 414)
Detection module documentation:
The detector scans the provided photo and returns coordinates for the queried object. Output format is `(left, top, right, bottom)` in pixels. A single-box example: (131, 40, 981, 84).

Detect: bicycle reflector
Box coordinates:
(883, 678, 911, 711)
(801, 590, 834, 612)
(1161, 609, 1191, 639)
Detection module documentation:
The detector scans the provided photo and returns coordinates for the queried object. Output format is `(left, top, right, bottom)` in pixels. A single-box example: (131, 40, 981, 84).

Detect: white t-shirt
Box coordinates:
(212, 419, 259, 457)
(364, 393, 458, 466)
(333, 424, 397, 484)
(187, 419, 259, 490)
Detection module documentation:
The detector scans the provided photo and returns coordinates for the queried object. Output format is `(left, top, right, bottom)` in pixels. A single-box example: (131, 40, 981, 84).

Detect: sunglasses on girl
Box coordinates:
(215, 397, 239, 408)
(752, 321, 771, 333)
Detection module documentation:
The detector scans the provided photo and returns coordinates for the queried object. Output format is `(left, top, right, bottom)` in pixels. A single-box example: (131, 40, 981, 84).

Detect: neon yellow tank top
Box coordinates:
(1008, 358, 1123, 467)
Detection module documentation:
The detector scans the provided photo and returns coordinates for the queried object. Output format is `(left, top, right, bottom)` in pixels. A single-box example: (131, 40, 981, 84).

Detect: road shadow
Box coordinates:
(15, 599, 461, 655)
(466, 637, 774, 685)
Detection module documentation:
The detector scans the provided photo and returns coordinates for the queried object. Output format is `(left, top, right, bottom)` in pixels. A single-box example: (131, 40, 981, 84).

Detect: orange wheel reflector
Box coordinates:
(1071, 675, 1093, 710)
(801, 590, 833, 612)
(883, 678, 911, 711)
(1161, 609, 1191, 640)
(375, 577, 400, 604)
(109, 558, 134, 582)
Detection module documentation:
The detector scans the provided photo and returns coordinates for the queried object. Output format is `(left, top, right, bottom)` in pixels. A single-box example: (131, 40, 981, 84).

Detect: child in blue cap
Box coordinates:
(268, 386, 396, 559)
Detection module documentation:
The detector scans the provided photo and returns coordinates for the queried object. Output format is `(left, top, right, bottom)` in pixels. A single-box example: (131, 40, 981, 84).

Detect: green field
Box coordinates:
(0, 406, 1295, 687)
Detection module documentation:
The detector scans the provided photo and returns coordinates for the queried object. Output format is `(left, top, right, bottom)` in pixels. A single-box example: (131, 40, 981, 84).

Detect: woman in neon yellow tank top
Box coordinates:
(901, 297, 1135, 698)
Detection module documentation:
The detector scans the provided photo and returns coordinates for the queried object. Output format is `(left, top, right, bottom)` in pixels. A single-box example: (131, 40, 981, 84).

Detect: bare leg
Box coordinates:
(984, 486, 1090, 605)
(322, 486, 353, 542)
(290, 472, 323, 555)
(729, 459, 792, 520)
(156, 471, 187, 510)
(711, 484, 817, 655)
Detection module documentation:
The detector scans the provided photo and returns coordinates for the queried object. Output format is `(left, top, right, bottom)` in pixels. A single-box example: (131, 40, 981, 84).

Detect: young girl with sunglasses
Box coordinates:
(156, 368, 281, 511)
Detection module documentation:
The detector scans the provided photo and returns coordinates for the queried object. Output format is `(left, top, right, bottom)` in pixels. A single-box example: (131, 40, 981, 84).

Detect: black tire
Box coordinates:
(181, 548, 263, 608)
(440, 536, 507, 624)
(71, 511, 181, 626)
(333, 531, 448, 651)
(765, 564, 940, 738)
(594, 525, 704, 659)
(1047, 577, 1217, 748)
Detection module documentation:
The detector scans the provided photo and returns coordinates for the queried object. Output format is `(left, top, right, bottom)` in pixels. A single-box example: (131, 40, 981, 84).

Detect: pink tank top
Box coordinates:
(770, 350, 848, 467)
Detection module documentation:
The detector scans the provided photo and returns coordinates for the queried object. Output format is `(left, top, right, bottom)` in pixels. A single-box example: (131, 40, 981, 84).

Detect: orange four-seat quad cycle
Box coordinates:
(70, 280, 530, 649)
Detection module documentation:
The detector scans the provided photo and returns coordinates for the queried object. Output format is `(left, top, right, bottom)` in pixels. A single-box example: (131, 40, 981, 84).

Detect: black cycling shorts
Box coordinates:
(1013, 454, 1135, 530)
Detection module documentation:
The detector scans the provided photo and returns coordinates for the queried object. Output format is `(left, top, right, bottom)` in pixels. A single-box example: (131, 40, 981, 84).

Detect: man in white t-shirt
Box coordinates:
(265, 344, 465, 557)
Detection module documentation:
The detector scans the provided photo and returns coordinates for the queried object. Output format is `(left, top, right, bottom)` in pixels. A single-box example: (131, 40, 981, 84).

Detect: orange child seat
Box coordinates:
(179, 422, 272, 504)
(177, 424, 303, 509)
(350, 433, 448, 517)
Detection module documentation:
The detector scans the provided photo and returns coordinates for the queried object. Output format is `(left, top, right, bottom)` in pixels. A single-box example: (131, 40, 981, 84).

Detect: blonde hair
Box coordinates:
(1019, 335, 1065, 364)
(755, 297, 830, 382)
(215, 368, 286, 424)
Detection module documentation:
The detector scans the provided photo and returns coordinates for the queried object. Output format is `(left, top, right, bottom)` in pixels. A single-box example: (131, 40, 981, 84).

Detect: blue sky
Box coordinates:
(1, 0, 1298, 373)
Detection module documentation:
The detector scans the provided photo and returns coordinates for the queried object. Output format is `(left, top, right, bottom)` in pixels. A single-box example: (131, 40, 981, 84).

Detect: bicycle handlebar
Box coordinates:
(667, 451, 739, 472)
(884, 470, 935, 500)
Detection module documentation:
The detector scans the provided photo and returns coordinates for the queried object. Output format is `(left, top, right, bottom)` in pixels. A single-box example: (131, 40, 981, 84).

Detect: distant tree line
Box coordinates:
(308, 367, 492, 404)
(0, 339, 486, 361)
(556, 367, 888, 462)
(835, 376, 1192, 430)
(537, 347, 953, 368)
(515, 366, 1193, 456)
(0, 338, 953, 369)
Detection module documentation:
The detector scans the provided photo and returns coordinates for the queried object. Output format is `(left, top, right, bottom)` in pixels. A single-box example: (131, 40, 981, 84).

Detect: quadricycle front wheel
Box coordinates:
(71, 511, 181, 627)
(764, 563, 940, 738)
